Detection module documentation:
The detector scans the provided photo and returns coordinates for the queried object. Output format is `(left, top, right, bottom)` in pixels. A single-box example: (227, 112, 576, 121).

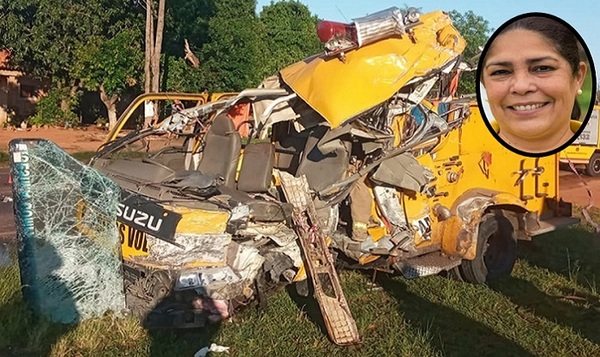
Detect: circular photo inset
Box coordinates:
(476, 12, 596, 157)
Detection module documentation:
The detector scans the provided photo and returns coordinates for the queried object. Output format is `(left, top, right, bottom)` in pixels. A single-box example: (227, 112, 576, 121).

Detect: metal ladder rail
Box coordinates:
(279, 172, 361, 346)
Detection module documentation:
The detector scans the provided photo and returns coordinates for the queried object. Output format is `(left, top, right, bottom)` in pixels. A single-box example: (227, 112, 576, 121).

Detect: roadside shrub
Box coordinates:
(30, 87, 79, 127)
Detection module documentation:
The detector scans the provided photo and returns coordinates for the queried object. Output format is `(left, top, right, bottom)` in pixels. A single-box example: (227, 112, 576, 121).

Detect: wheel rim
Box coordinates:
(593, 158, 600, 174)
(483, 230, 504, 273)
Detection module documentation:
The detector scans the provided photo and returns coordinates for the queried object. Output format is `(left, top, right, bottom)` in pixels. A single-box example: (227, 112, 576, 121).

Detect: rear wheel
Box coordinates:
(586, 152, 600, 177)
(454, 213, 517, 284)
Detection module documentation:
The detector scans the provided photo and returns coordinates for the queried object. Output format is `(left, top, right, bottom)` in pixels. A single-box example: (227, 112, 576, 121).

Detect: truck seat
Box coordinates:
(237, 142, 275, 193)
(197, 114, 241, 188)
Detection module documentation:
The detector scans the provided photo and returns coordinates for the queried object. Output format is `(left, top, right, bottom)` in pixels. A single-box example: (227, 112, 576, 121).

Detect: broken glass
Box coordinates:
(9, 139, 126, 324)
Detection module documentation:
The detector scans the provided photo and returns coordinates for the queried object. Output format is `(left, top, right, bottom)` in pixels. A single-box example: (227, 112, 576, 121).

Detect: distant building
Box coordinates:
(0, 49, 46, 125)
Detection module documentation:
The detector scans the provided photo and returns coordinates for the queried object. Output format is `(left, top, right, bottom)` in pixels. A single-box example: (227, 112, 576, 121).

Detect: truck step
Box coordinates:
(394, 251, 461, 279)
(279, 172, 361, 346)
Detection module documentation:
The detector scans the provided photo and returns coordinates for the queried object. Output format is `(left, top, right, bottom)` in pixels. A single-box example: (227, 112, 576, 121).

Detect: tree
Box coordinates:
(161, 0, 214, 93)
(163, 0, 213, 58)
(73, 31, 143, 130)
(0, 0, 141, 99)
(258, 1, 322, 78)
(0, 0, 143, 123)
(200, 0, 265, 91)
(152, 0, 166, 95)
(143, 0, 167, 127)
(448, 10, 492, 96)
(144, 0, 153, 95)
(164, 57, 207, 93)
(1, 0, 97, 111)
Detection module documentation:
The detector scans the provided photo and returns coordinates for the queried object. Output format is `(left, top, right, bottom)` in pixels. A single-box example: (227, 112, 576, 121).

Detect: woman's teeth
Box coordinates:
(512, 103, 545, 111)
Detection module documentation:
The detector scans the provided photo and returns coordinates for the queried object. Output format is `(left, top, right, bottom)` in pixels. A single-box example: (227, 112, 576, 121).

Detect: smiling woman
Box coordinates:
(477, 13, 596, 156)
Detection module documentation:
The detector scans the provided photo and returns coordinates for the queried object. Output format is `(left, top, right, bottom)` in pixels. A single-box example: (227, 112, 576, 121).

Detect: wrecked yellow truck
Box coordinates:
(9, 7, 576, 345)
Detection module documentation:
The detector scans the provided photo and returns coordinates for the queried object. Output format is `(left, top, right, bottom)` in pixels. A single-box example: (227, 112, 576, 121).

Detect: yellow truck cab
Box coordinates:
(560, 105, 600, 176)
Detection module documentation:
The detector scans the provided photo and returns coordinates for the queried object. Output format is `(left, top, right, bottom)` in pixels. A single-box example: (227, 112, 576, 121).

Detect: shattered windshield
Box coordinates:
(10, 139, 126, 323)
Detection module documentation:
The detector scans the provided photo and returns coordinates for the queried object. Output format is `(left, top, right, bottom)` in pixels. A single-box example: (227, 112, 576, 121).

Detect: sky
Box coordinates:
(256, 0, 600, 78)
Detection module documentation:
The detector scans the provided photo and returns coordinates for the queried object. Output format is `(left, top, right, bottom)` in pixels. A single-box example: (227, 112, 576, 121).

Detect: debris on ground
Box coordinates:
(194, 343, 230, 357)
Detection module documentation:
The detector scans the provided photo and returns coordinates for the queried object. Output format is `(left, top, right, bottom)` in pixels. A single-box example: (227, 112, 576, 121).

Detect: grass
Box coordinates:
(0, 150, 8, 167)
(0, 150, 151, 168)
(1, 210, 600, 356)
(71, 151, 99, 164)
(0, 150, 97, 168)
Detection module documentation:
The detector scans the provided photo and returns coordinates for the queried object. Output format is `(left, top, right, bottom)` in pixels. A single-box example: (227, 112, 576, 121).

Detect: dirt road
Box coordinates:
(559, 170, 600, 208)
(0, 126, 107, 153)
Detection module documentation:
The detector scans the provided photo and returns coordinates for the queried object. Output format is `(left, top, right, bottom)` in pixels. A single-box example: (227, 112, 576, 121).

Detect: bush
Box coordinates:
(30, 87, 79, 127)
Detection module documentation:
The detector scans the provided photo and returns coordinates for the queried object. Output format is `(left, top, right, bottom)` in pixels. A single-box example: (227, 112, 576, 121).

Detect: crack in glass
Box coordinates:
(10, 139, 126, 324)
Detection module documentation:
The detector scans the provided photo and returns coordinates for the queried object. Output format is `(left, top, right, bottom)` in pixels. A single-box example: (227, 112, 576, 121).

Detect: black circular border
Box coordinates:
(475, 12, 597, 158)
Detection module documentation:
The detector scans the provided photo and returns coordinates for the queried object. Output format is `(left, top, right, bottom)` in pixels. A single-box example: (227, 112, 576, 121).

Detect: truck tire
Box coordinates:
(586, 152, 600, 177)
(455, 213, 517, 284)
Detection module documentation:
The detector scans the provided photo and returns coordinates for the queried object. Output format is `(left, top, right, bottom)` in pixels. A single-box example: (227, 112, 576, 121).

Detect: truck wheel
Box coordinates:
(586, 153, 600, 177)
(455, 213, 517, 284)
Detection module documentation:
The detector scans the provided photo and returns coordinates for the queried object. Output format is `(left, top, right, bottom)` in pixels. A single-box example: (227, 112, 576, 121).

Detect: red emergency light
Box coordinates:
(316, 20, 358, 45)
(316, 7, 421, 56)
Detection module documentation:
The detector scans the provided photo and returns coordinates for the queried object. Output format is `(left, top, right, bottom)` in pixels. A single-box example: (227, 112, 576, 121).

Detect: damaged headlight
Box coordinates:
(226, 203, 251, 233)
(175, 266, 241, 293)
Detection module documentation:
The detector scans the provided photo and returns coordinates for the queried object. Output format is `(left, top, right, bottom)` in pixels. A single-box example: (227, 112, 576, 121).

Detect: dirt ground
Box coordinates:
(0, 125, 108, 153)
(1, 125, 599, 208)
(559, 170, 600, 208)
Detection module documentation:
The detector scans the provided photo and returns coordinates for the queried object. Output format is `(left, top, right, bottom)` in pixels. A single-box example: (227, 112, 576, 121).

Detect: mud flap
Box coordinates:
(279, 172, 361, 346)
(9, 139, 126, 323)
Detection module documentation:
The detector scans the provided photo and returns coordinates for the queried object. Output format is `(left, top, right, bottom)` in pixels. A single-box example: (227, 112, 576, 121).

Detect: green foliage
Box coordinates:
(0, 0, 140, 82)
(74, 30, 143, 97)
(449, 10, 491, 60)
(30, 87, 78, 127)
(71, 151, 101, 163)
(580, 64, 594, 113)
(163, 0, 322, 93)
(0, 0, 144, 117)
(0, 150, 8, 166)
(1, 2, 487, 105)
(94, 117, 108, 126)
(449, 10, 492, 96)
(163, 0, 213, 57)
(200, 0, 265, 91)
(258, 1, 322, 78)
(1, 0, 325, 99)
(164, 57, 208, 93)
(161, 0, 214, 93)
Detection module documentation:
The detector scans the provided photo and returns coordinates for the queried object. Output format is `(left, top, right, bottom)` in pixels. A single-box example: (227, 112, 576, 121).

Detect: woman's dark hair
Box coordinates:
(502, 16, 581, 75)
(485, 16, 584, 119)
